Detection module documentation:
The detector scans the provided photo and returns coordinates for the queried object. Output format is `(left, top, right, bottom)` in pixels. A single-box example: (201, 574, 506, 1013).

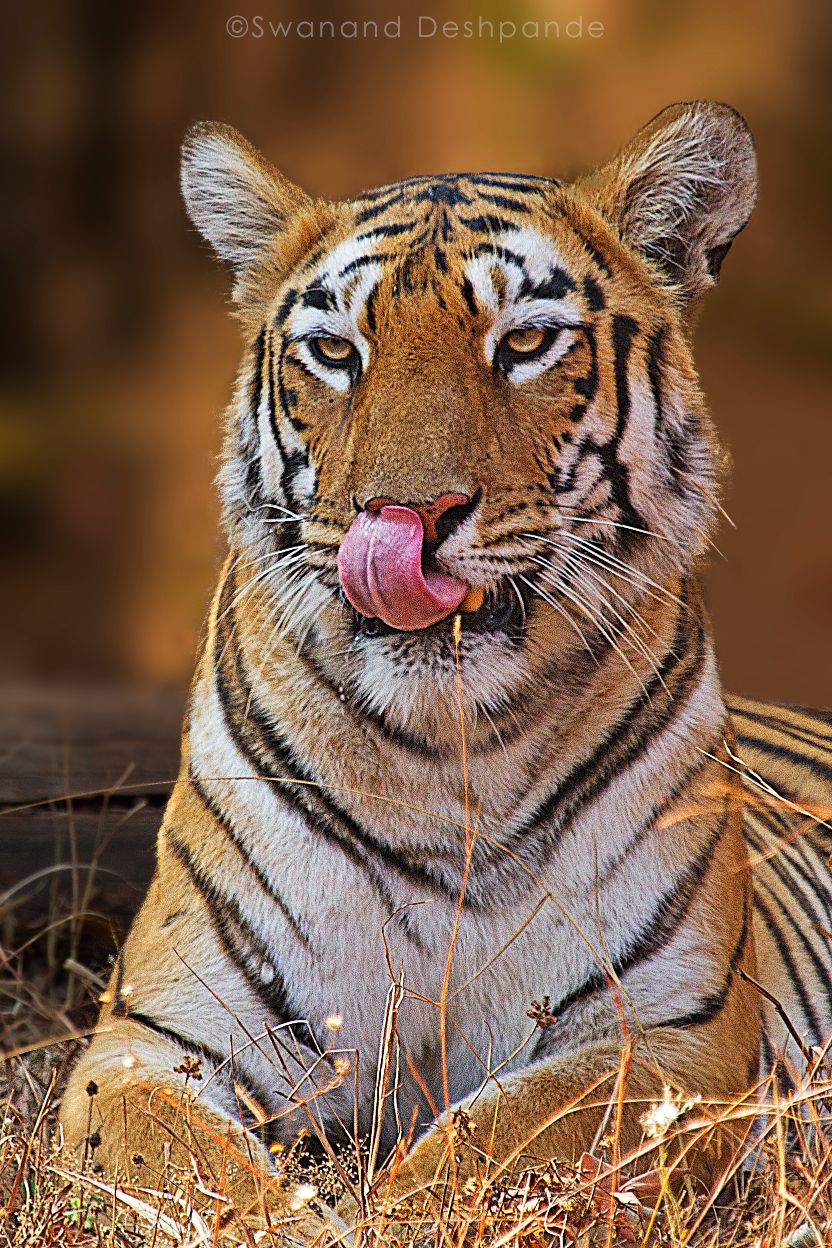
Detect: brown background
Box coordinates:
(1, 0, 830, 704)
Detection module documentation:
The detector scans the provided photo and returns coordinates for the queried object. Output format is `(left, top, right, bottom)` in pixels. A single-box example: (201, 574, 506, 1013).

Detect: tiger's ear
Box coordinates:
(180, 123, 316, 296)
(577, 101, 757, 305)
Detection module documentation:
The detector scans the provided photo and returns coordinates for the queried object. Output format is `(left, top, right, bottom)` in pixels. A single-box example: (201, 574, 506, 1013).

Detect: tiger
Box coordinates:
(59, 101, 832, 1225)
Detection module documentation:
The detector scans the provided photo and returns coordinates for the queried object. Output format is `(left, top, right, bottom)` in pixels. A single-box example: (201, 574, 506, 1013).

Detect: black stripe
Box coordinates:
(213, 575, 443, 917)
(535, 804, 731, 1053)
(356, 222, 416, 240)
(746, 819, 832, 933)
(126, 1010, 246, 1086)
(460, 276, 478, 317)
(645, 323, 690, 497)
(753, 889, 824, 1040)
(600, 314, 642, 531)
(131, 1009, 300, 1138)
(459, 213, 516, 234)
(778, 703, 832, 731)
(300, 286, 335, 311)
(274, 336, 311, 503)
(645, 324, 667, 425)
(511, 601, 697, 842)
(243, 328, 267, 506)
(743, 718, 832, 760)
(471, 174, 553, 194)
(474, 192, 532, 213)
(650, 890, 751, 1030)
(520, 267, 576, 301)
(780, 824, 832, 916)
(124, 1007, 279, 1114)
(414, 179, 472, 208)
(572, 323, 598, 400)
(354, 193, 404, 223)
(187, 774, 313, 949)
(594, 745, 715, 891)
(274, 288, 298, 325)
(582, 276, 606, 311)
(753, 875, 831, 1022)
(165, 829, 314, 1045)
(351, 181, 415, 203)
(470, 243, 527, 267)
(294, 632, 442, 760)
(566, 223, 613, 278)
(339, 252, 393, 279)
(733, 730, 832, 785)
(734, 705, 832, 755)
(365, 282, 380, 333)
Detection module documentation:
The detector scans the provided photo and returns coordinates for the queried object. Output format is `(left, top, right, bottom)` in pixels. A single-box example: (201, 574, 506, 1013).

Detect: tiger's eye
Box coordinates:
(504, 327, 547, 354)
(313, 336, 356, 363)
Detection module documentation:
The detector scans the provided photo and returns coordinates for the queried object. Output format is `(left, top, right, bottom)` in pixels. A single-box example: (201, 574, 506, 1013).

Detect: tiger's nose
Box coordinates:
(364, 492, 476, 547)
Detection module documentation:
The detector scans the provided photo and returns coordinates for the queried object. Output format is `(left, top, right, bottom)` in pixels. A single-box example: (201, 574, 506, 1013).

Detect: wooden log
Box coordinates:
(0, 687, 185, 931)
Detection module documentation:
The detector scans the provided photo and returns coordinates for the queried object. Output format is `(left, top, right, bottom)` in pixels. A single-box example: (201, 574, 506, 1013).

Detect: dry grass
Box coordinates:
(2, 898, 832, 1248)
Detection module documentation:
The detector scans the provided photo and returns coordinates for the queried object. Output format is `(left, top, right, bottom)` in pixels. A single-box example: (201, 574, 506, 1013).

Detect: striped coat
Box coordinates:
(60, 102, 832, 1211)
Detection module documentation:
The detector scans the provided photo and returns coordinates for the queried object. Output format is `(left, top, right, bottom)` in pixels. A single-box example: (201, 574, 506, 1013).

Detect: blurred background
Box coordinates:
(1, 0, 830, 703)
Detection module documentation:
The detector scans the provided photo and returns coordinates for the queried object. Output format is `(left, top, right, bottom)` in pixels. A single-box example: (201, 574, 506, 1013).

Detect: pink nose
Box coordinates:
(364, 492, 471, 546)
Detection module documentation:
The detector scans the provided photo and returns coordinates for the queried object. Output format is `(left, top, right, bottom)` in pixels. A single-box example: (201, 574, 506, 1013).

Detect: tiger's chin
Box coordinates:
(336, 582, 534, 736)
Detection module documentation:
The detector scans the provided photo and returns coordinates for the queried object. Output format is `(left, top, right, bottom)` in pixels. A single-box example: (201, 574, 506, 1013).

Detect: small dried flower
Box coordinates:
(452, 1107, 477, 1142)
(527, 996, 557, 1030)
(173, 1054, 203, 1080)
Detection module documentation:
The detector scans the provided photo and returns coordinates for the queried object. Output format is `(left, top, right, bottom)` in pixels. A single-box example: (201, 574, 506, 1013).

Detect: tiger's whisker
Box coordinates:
(516, 574, 598, 663)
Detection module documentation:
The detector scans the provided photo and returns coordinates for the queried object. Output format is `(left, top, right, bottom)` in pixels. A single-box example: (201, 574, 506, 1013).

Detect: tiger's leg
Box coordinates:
(60, 992, 355, 1243)
(58, 788, 351, 1227)
(60, 1024, 277, 1217)
(386, 1020, 760, 1204)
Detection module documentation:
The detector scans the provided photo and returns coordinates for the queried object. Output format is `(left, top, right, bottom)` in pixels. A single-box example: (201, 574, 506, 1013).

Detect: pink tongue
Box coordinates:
(338, 505, 468, 631)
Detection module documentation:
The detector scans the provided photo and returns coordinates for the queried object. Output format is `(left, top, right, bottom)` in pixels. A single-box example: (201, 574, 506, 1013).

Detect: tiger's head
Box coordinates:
(181, 102, 756, 735)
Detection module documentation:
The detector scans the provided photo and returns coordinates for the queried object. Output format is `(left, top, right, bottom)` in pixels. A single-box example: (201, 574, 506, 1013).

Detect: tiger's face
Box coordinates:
(182, 104, 756, 731)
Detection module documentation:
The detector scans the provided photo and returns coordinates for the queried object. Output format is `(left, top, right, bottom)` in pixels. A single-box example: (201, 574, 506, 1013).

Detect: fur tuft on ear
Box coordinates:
(180, 123, 311, 281)
(577, 102, 757, 305)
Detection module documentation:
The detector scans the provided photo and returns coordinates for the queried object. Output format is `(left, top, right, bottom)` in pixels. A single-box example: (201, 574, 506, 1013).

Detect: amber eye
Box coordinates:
(310, 336, 358, 368)
(496, 325, 561, 374)
(503, 327, 548, 354)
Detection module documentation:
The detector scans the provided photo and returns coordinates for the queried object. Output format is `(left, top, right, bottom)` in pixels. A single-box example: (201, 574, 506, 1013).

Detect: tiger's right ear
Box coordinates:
(180, 123, 320, 297)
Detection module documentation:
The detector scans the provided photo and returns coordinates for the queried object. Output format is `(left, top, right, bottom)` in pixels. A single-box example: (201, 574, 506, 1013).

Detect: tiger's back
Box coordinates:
(730, 696, 832, 1072)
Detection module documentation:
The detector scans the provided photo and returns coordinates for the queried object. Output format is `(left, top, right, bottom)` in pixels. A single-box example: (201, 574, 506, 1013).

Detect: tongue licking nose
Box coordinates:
(338, 505, 469, 631)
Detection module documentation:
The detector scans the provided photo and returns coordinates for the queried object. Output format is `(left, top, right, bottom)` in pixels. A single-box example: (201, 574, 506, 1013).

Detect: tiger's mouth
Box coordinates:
(349, 578, 528, 640)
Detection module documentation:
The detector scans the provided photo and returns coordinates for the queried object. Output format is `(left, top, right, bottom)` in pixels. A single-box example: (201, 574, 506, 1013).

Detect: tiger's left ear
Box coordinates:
(180, 122, 331, 303)
(577, 101, 757, 306)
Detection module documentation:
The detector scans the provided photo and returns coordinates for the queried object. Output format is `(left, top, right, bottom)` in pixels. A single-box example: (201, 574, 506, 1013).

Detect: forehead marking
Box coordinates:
(463, 226, 584, 376)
